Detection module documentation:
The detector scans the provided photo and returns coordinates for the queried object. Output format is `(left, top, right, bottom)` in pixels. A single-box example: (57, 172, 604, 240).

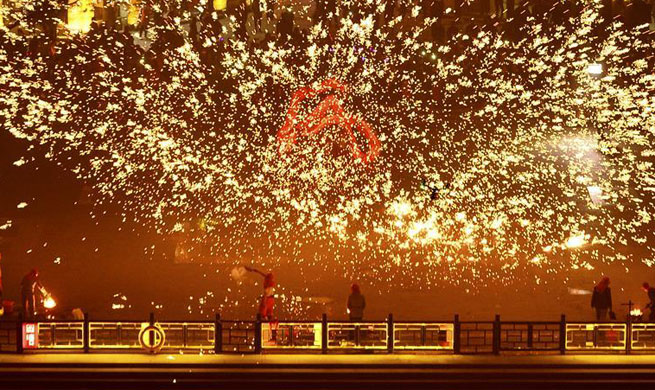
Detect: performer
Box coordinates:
(245, 266, 277, 341)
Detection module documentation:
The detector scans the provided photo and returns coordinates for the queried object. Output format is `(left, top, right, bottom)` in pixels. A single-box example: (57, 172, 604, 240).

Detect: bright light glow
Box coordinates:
(127, 0, 141, 26)
(566, 233, 588, 248)
(67, 0, 94, 34)
(587, 186, 604, 204)
(213, 0, 226, 10)
(631, 308, 643, 316)
(43, 296, 57, 309)
(587, 63, 603, 75)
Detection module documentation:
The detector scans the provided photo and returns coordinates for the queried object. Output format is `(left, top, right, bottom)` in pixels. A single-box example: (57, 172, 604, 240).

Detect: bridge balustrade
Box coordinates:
(459, 322, 495, 354)
(565, 323, 627, 351)
(393, 323, 454, 350)
(13, 315, 655, 355)
(89, 322, 143, 349)
(631, 323, 655, 350)
(261, 322, 322, 350)
(159, 322, 215, 351)
(327, 322, 388, 350)
(221, 320, 256, 353)
(500, 322, 560, 351)
(26, 322, 85, 350)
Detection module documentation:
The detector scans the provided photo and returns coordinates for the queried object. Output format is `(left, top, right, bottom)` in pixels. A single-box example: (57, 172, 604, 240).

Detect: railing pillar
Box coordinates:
(83, 312, 90, 353)
(354, 325, 360, 346)
(626, 317, 632, 355)
(321, 313, 328, 354)
(453, 314, 460, 354)
(148, 312, 155, 354)
(254, 314, 262, 354)
(183, 323, 188, 349)
(559, 314, 566, 355)
(387, 313, 394, 353)
(527, 322, 533, 349)
(493, 314, 500, 355)
(16, 313, 24, 354)
(214, 313, 222, 354)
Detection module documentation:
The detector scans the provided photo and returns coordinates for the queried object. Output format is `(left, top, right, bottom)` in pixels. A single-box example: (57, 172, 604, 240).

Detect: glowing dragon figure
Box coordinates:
(277, 78, 380, 164)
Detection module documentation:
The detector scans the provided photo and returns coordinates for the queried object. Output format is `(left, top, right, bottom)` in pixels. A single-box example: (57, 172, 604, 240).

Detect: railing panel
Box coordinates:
(500, 322, 560, 351)
(566, 323, 626, 351)
(27, 322, 84, 350)
(159, 322, 215, 350)
(531, 323, 561, 350)
(459, 322, 494, 354)
(89, 322, 143, 349)
(631, 323, 655, 350)
(327, 322, 387, 350)
(261, 322, 322, 349)
(0, 320, 19, 353)
(221, 321, 256, 353)
(500, 323, 528, 350)
(393, 323, 454, 350)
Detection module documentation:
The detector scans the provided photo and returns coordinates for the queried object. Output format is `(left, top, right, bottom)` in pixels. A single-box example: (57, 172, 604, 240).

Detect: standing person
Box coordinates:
(21, 269, 45, 319)
(245, 266, 277, 340)
(347, 283, 366, 321)
(591, 276, 612, 321)
(643, 282, 655, 321)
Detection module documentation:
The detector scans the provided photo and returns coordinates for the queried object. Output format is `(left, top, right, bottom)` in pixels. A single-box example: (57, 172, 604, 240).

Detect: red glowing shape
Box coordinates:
(277, 78, 380, 164)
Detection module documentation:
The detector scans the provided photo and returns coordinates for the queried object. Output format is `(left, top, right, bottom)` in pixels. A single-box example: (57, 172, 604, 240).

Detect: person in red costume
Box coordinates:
(245, 266, 277, 342)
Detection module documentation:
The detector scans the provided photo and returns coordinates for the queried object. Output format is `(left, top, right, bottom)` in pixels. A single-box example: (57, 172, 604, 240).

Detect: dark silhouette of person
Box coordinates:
(643, 282, 655, 321)
(591, 277, 612, 321)
(21, 269, 45, 319)
(347, 283, 366, 321)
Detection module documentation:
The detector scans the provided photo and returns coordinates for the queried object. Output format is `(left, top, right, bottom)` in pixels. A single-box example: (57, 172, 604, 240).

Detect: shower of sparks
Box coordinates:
(1, 0, 655, 299)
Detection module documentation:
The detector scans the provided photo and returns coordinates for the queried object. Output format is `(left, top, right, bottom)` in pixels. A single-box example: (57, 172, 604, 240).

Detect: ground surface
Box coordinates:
(3, 353, 655, 389)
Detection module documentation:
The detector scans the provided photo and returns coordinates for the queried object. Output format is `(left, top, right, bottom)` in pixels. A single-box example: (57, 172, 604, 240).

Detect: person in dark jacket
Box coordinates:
(21, 269, 45, 319)
(591, 276, 612, 321)
(643, 282, 655, 321)
(347, 283, 366, 321)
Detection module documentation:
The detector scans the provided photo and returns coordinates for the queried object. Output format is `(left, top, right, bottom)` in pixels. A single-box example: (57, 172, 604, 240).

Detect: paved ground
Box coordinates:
(2, 352, 655, 366)
(3, 353, 655, 389)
